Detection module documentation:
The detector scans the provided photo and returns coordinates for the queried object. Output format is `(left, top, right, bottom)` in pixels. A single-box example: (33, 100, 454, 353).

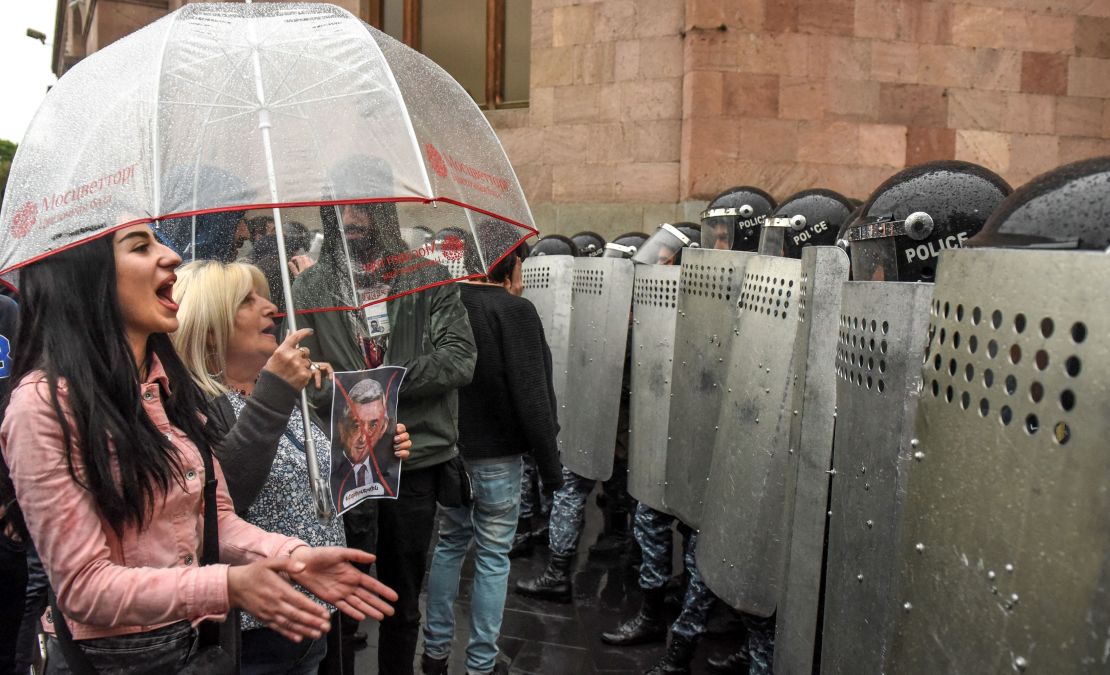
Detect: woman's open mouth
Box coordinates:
(155, 276, 178, 312)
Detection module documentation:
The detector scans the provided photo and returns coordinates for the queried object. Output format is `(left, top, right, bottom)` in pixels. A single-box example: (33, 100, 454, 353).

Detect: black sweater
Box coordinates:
(457, 284, 562, 486)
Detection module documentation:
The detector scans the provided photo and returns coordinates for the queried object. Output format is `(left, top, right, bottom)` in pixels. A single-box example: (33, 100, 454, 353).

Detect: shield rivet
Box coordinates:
(1005, 563, 1014, 573)
(865, 519, 873, 528)
(902, 602, 912, 612)
(913, 451, 925, 461)
(910, 438, 920, 448)
(987, 571, 996, 580)
(793, 410, 799, 416)
(1014, 657, 1027, 670)
(857, 574, 864, 582)
(1010, 593, 1019, 603)
(915, 543, 925, 553)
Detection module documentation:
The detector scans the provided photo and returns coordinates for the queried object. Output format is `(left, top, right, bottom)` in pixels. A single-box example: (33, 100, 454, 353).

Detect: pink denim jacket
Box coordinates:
(1, 356, 306, 639)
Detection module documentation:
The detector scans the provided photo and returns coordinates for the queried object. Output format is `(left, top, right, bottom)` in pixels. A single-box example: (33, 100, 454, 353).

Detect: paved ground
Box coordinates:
(352, 497, 745, 675)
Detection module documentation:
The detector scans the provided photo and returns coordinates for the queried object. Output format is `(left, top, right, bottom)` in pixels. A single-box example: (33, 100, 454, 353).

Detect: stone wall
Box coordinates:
(502, 0, 1110, 239)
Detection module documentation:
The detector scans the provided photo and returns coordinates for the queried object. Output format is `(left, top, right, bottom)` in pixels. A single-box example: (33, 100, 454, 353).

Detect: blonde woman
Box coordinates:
(171, 260, 412, 674)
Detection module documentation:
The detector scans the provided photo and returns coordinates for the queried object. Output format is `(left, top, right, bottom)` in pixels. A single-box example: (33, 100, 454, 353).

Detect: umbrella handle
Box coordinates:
(299, 389, 337, 523)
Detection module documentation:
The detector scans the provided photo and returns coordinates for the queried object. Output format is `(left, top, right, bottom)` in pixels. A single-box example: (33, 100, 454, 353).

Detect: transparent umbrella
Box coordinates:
(0, 2, 537, 520)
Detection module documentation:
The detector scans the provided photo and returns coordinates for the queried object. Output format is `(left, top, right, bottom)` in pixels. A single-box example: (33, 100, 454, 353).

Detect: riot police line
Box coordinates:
(517, 157, 1110, 675)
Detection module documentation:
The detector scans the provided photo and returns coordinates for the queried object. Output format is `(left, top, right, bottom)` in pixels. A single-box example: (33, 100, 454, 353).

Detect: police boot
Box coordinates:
(508, 516, 533, 559)
(514, 551, 573, 602)
(706, 646, 750, 673)
(589, 503, 632, 559)
(600, 587, 667, 646)
(644, 634, 697, 675)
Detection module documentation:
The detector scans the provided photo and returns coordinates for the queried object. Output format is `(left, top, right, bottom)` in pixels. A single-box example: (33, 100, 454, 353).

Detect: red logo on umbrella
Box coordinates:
(426, 143, 448, 178)
(442, 234, 465, 262)
(11, 202, 38, 239)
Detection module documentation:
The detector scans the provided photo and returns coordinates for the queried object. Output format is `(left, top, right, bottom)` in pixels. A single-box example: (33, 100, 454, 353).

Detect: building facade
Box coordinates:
(55, 0, 1110, 240)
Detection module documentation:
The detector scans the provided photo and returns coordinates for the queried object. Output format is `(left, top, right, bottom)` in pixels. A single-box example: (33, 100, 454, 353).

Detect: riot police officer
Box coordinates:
(530, 234, 580, 257)
(571, 231, 607, 257)
(700, 186, 777, 251)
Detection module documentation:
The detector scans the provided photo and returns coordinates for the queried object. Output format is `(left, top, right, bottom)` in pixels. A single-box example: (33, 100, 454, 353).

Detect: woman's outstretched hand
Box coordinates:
(264, 328, 333, 391)
(227, 557, 332, 642)
(393, 423, 412, 460)
(289, 546, 398, 622)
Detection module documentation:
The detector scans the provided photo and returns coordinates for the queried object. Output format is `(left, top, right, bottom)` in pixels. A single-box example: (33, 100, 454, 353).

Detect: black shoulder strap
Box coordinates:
(197, 439, 221, 649)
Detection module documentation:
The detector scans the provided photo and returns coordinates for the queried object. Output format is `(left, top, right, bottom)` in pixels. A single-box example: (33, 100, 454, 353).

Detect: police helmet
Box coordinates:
(759, 189, 855, 258)
(530, 234, 579, 257)
(632, 222, 702, 265)
(602, 232, 649, 259)
(845, 161, 1011, 282)
(699, 186, 777, 251)
(967, 156, 1110, 251)
(571, 231, 607, 257)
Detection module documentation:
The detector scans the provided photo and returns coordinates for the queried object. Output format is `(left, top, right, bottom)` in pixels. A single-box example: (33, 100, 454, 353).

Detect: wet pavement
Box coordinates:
(353, 497, 745, 675)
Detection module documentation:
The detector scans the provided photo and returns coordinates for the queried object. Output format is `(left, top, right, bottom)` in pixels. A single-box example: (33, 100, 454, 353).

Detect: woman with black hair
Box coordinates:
(0, 222, 397, 673)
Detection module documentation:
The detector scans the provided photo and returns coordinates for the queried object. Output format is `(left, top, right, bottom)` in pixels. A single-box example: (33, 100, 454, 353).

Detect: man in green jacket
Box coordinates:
(293, 201, 476, 675)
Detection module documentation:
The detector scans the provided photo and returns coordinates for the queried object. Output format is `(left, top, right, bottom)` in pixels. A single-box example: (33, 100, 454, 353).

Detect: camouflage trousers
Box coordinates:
(632, 503, 715, 641)
(741, 613, 775, 674)
(518, 455, 553, 520)
(547, 466, 596, 556)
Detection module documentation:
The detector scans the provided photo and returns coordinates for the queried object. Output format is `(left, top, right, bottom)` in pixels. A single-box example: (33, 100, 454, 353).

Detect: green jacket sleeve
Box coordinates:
(392, 284, 476, 399)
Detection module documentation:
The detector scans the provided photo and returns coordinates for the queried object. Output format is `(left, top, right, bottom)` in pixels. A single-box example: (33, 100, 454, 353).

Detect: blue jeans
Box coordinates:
(423, 458, 523, 674)
(241, 625, 327, 675)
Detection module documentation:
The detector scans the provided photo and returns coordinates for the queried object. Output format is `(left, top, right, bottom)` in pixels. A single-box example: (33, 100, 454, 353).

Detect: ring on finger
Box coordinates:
(299, 347, 310, 357)
(309, 363, 320, 372)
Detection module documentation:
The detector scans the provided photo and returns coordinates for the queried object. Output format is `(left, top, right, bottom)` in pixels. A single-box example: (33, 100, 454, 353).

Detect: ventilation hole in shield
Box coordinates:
(983, 369, 994, 388)
(867, 375, 873, 389)
(991, 310, 1003, 329)
(1025, 414, 1039, 435)
(987, 340, 999, 358)
(1071, 322, 1087, 344)
(972, 307, 982, 325)
(878, 380, 886, 393)
(1060, 389, 1076, 412)
(868, 357, 875, 371)
(1030, 381, 1044, 403)
(880, 340, 888, 354)
(943, 302, 950, 318)
(1065, 356, 1081, 377)
(879, 360, 887, 373)
(979, 398, 990, 417)
(953, 332, 961, 349)
(948, 359, 957, 376)
(934, 354, 942, 371)
(956, 304, 964, 321)
(1009, 344, 1022, 365)
(939, 328, 947, 345)
(931, 380, 940, 397)
(968, 335, 978, 354)
(960, 391, 970, 410)
(1040, 318, 1054, 338)
(870, 319, 877, 332)
(1014, 313, 1027, 334)
(1054, 422, 1071, 445)
(1034, 350, 1049, 371)
(1005, 375, 1017, 395)
(1000, 405, 1013, 426)
(870, 338, 876, 352)
(945, 385, 954, 403)
(964, 363, 974, 382)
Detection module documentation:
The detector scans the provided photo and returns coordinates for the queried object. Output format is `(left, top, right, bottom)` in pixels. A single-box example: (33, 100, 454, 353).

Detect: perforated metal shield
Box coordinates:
(771, 247, 850, 675)
(628, 264, 682, 512)
(664, 248, 755, 527)
(888, 248, 1110, 674)
(521, 256, 574, 410)
(558, 257, 635, 481)
(696, 254, 805, 616)
(818, 281, 935, 675)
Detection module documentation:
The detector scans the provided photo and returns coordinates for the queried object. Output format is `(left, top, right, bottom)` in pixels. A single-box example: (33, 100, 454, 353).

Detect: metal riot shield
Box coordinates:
(771, 247, 850, 675)
(521, 256, 574, 412)
(818, 281, 934, 675)
(696, 250, 841, 616)
(558, 257, 635, 481)
(888, 248, 1110, 674)
(627, 263, 682, 512)
(664, 248, 755, 527)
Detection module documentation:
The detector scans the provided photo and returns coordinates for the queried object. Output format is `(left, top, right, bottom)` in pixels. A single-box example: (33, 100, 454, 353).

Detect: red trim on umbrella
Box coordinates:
(0, 196, 539, 279)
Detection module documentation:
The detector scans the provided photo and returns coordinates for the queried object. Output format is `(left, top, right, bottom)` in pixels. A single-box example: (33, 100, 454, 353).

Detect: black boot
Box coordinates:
(508, 516, 533, 559)
(706, 646, 750, 673)
(514, 551, 573, 602)
(420, 653, 449, 675)
(589, 505, 632, 559)
(644, 634, 697, 675)
(601, 587, 667, 646)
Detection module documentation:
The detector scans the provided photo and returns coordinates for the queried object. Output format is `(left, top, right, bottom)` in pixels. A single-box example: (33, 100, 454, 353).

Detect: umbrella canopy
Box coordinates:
(0, 2, 535, 299)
